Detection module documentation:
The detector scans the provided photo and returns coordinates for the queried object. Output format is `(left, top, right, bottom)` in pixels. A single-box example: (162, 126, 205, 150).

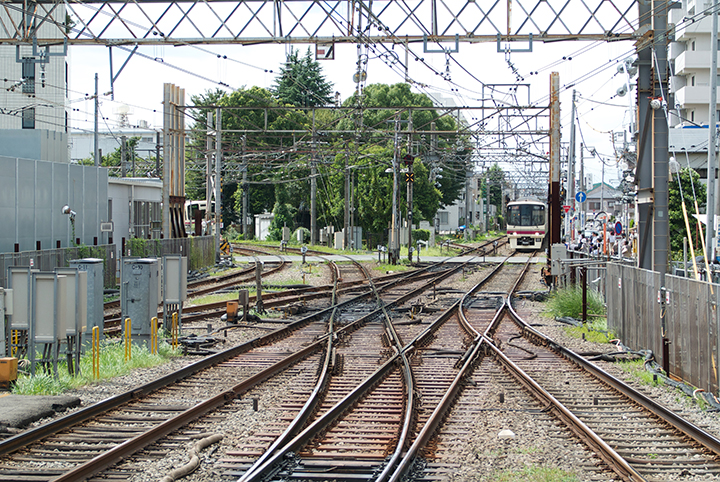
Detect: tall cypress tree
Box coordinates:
(272, 48, 334, 107)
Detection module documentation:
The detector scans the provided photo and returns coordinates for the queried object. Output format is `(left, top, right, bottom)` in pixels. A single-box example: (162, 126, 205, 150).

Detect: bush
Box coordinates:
(412, 229, 430, 242)
(293, 227, 310, 244)
(223, 226, 242, 241)
(127, 237, 148, 257)
(545, 286, 605, 319)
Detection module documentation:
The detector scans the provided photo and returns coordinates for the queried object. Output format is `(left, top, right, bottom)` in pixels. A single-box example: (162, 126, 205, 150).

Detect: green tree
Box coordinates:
(669, 167, 706, 254)
(478, 163, 507, 221)
(79, 137, 141, 176)
(272, 48, 335, 108)
(188, 87, 309, 230)
(267, 202, 297, 241)
(340, 83, 469, 209)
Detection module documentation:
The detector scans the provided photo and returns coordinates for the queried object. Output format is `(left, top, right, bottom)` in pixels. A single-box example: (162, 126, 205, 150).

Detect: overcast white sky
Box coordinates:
(67, 38, 637, 185)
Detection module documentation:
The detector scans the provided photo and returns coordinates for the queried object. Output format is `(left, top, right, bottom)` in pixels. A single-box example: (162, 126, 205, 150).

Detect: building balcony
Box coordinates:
(674, 50, 720, 75)
(675, 13, 715, 40)
(674, 84, 718, 107)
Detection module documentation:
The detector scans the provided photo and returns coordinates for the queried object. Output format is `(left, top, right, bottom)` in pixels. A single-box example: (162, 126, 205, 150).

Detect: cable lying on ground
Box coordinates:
(159, 433, 223, 482)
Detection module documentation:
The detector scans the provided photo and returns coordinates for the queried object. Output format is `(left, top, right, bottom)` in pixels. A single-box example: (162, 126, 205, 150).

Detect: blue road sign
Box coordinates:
(615, 221, 622, 235)
(575, 191, 587, 203)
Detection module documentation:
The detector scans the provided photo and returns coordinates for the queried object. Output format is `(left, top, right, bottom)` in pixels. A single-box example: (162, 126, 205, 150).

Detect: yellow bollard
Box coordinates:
(150, 317, 158, 355)
(92, 326, 100, 379)
(124, 318, 132, 361)
(172, 312, 179, 350)
(11, 330, 18, 357)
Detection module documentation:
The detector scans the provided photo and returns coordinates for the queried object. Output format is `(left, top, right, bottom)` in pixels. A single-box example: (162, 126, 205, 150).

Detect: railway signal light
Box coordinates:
(405, 172, 415, 183)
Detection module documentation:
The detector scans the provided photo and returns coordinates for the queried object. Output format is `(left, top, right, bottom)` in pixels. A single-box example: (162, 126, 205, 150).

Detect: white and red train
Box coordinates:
(506, 198, 547, 251)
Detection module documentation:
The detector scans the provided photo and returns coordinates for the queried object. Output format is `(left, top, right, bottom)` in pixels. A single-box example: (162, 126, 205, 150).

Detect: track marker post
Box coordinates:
(172, 312, 179, 349)
(150, 317, 158, 355)
(92, 326, 100, 379)
(124, 318, 132, 361)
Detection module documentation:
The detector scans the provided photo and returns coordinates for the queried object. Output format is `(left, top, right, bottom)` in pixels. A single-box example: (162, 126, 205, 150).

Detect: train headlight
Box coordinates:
(513, 232, 518, 236)
(535, 232, 540, 236)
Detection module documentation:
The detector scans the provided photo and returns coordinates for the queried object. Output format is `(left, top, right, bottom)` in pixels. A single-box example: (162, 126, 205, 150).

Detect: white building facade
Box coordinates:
(669, 1, 719, 128)
(0, 5, 68, 133)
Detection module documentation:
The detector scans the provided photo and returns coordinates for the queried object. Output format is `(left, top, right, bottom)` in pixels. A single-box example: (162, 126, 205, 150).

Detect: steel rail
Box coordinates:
(1, 260, 461, 481)
(0, 265, 407, 457)
(51, 341, 325, 482)
(69, 263, 464, 482)
(237, 260, 481, 482)
(387, 252, 527, 482)
(240, 248, 511, 481)
(1, 245, 485, 479)
(482, 337, 645, 481)
(505, 301, 720, 461)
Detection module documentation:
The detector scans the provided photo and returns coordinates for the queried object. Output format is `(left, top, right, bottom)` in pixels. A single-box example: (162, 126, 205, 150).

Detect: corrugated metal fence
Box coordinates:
(607, 262, 720, 395)
(0, 245, 116, 288)
(0, 236, 215, 289)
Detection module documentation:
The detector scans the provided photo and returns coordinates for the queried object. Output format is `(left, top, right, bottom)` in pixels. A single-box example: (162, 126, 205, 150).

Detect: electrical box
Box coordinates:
(334, 232, 344, 250)
(0, 288, 5, 356)
(31, 272, 61, 344)
(163, 256, 187, 304)
(7, 267, 33, 331)
(0, 357, 18, 387)
(55, 268, 88, 337)
(69, 258, 104, 343)
(121, 258, 159, 345)
(551, 243, 568, 276)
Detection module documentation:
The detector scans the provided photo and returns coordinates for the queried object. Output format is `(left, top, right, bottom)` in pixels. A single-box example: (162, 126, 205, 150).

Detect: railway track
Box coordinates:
(0, 253, 469, 481)
(1, 238, 556, 481)
(391, 255, 720, 482)
(228, 251, 517, 481)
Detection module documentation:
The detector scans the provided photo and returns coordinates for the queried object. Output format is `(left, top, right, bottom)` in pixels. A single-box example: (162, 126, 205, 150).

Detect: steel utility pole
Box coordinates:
(344, 149, 350, 250)
(549, 72, 562, 248)
(310, 122, 317, 246)
(709, 0, 719, 262)
(215, 108, 222, 260)
(242, 136, 250, 239)
(464, 166, 472, 240)
(205, 112, 213, 233)
(120, 135, 127, 177)
(390, 113, 400, 264)
(568, 90, 577, 240)
(407, 115, 414, 261)
(94, 73, 100, 167)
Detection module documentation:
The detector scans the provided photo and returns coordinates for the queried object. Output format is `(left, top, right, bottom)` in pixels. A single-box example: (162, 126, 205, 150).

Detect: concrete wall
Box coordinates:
(0, 156, 109, 253)
(0, 130, 69, 163)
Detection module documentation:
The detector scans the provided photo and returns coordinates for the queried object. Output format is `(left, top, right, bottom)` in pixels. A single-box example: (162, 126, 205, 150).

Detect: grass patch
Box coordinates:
(492, 466, 580, 482)
(565, 318, 616, 343)
(373, 263, 414, 273)
(12, 340, 181, 395)
(617, 359, 663, 387)
(544, 286, 606, 320)
(190, 292, 241, 305)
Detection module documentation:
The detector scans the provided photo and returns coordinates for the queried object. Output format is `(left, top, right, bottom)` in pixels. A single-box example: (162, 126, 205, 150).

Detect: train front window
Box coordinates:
(509, 205, 545, 227)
